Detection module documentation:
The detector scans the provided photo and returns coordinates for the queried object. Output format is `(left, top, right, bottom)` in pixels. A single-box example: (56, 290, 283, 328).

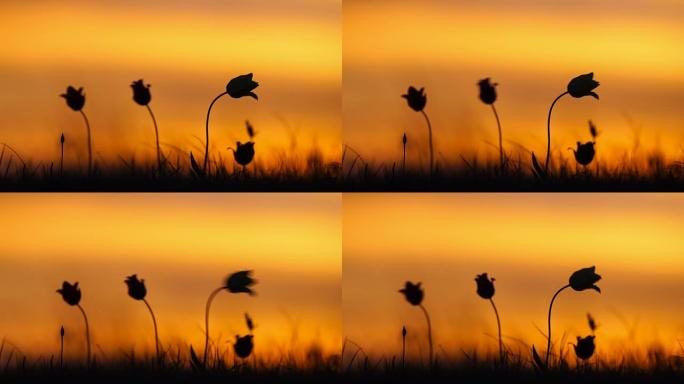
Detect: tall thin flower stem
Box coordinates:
(143, 298, 160, 364)
(419, 304, 433, 367)
(203, 286, 224, 367)
(489, 298, 503, 364)
(60, 326, 64, 369)
(79, 110, 92, 176)
(545, 91, 568, 173)
(401, 330, 406, 369)
(76, 304, 91, 367)
(491, 104, 504, 171)
(420, 110, 433, 178)
(145, 105, 162, 174)
(402, 139, 407, 175)
(203, 92, 228, 173)
(546, 284, 570, 367)
(60, 136, 64, 177)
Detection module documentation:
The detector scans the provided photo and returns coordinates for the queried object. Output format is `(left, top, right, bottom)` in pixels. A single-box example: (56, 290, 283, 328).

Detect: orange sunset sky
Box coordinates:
(0, 0, 341, 168)
(344, 0, 684, 169)
(0, 194, 341, 359)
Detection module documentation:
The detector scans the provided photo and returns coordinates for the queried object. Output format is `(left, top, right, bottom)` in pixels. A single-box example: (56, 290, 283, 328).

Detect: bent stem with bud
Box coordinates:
(421, 111, 434, 178)
(203, 91, 228, 173)
(545, 91, 569, 173)
(146, 105, 162, 174)
(491, 104, 504, 171)
(79, 110, 93, 176)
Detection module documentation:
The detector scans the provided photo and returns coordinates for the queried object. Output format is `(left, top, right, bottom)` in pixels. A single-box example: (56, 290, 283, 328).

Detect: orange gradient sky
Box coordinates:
(343, 194, 684, 362)
(344, 0, 684, 169)
(0, 194, 341, 360)
(0, 1, 341, 169)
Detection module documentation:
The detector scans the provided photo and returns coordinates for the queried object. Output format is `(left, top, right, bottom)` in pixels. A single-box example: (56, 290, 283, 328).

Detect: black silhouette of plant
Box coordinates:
(535, 73, 600, 174)
(56, 281, 91, 366)
(398, 281, 432, 367)
(573, 335, 596, 360)
(202, 270, 257, 367)
(60, 86, 92, 176)
(402, 133, 407, 174)
(538, 266, 602, 367)
(587, 313, 598, 335)
(131, 79, 162, 174)
(246, 120, 256, 140)
(233, 334, 254, 359)
(401, 86, 433, 178)
(475, 273, 503, 364)
(478, 78, 504, 170)
(570, 141, 596, 166)
(124, 274, 160, 364)
(203, 73, 259, 172)
(401, 325, 407, 369)
(59, 133, 65, 176)
(60, 325, 65, 369)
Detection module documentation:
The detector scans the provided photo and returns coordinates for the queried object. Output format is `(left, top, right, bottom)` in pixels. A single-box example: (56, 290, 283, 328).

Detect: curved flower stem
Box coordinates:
(545, 91, 568, 174)
(419, 304, 433, 368)
(203, 286, 224, 367)
(491, 104, 503, 171)
(76, 304, 91, 368)
(489, 298, 503, 365)
(145, 105, 162, 174)
(546, 284, 570, 367)
(60, 138, 65, 177)
(143, 298, 160, 365)
(79, 110, 92, 176)
(203, 92, 228, 173)
(420, 110, 433, 178)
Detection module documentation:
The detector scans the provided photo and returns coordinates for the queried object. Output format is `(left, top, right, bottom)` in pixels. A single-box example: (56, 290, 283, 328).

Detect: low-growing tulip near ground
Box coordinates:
(124, 274, 161, 364)
(477, 78, 504, 170)
(398, 281, 433, 366)
(401, 86, 434, 178)
(475, 273, 504, 364)
(130, 79, 162, 173)
(60, 86, 92, 176)
(56, 281, 91, 367)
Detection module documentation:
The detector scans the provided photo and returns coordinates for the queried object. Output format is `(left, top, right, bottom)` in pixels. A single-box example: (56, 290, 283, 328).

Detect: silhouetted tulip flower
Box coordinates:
(401, 86, 434, 177)
(125, 274, 147, 300)
(233, 334, 254, 359)
(398, 281, 432, 366)
(61, 86, 85, 111)
(540, 266, 602, 367)
(399, 281, 424, 306)
(57, 281, 81, 306)
(203, 73, 259, 172)
(225, 270, 257, 295)
(203, 270, 257, 367)
(61, 85, 93, 175)
(478, 78, 497, 105)
(571, 141, 595, 166)
(401, 86, 426, 112)
(567, 73, 600, 100)
(475, 273, 504, 364)
(227, 73, 259, 100)
(475, 273, 495, 299)
(573, 335, 595, 360)
(131, 79, 151, 106)
(56, 281, 91, 366)
(569, 266, 602, 292)
(537, 72, 600, 174)
(230, 141, 255, 168)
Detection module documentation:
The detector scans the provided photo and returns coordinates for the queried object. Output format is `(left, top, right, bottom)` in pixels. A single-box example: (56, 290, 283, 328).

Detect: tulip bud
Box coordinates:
(398, 281, 424, 306)
(571, 141, 595, 166)
(232, 141, 255, 166)
(225, 270, 257, 295)
(124, 274, 147, 300)
(402, 133, 407, 145)
(401, 86, 427, 112)
(226, 73, 259, 100)
(475, 273, 495, 299)
(233, 334, 254, 359)
(56, 281, 82, 306)
(130, 79, 152, 106)
(60, 86, 86, 111)
(567, 73, 600, 100)
(60, 326, 65, 337)
(402, 326, 407, 337)
(60, 133, 65, 144)
(569, 266, 601, 293)
(477, 78, 497, 105)
(573, 335, 596, 360)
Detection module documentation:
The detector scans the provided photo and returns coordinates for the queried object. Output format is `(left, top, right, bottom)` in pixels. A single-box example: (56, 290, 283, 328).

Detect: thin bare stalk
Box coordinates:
(203, 286, 224, 367)
(203, 91, 228, 172)
(420, 110, 434, 178)
(546, 284, 571, 367)
(489, 298, 503, 364)
(76, 304, 91, 367)
(145, 105, 162, 174)
(60, 326, 64, 369)
(419, 304, 433, 367)
(79, 110, 92, 176)
(545, 91, 568, 173)
(60, 135, 65, 177)
(491, 104, 503, 171)
(143, 298, 160, 364)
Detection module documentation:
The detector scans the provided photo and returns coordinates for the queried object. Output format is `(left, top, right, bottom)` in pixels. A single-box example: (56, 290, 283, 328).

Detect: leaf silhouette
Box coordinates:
(189, 152, 205, 178)
(189, 345, 202, 371)
(531, 345, 545, 371)
(531, 153, 546, 179)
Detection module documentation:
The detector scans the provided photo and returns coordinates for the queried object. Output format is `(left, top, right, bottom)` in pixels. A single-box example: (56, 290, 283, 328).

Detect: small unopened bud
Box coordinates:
(402, 133, 407, 145)
(60, 133, 65, 144)
(60, 325, 65, 337)
(402, 325, 407, 337)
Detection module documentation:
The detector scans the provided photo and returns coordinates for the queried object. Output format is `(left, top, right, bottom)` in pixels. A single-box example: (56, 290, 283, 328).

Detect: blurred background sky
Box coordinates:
(344, 0, 684, 169)
(0, 194, 341, 360)
(343, 194, 684, 362)
(0, 0, 341, 169)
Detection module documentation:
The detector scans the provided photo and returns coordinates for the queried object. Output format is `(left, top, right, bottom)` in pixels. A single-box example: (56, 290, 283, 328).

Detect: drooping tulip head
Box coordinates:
(475, 273, 495, 299)
(573, 335, 595, 360)
(399, 281, 424, 306)
(61, 86, 85, 111)
(233, 334, 254, 359)
(477, 78, 497, 105)
(57, 281, 82, 306)
(567, 73, 600, 100)
(232, 141, 255, 166)
(124, 274, 147, 300)
(225, 270, 257, 296)
(226, 73, 259, 100)
(572, 141, 595, 166)
(130, 79, 151, 106)
(569, 266, 601, 293)
(401, 86, 427, 112)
